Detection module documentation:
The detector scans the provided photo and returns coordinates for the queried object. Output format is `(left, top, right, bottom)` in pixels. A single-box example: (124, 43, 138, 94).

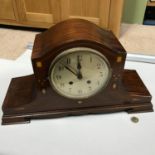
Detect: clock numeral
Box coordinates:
(97, 63, 101, 69)
(58, 66, 64, 71)
(60, 83, 65, 87)
(90, 56, 92, 63)
(78, 90, 83, 94)
(67, 58, 71, 65)
(100, 72, 103, 77)
(56, 75, 62, 80)
(78, 55, 82, 61)
(89, 86, 92, 91)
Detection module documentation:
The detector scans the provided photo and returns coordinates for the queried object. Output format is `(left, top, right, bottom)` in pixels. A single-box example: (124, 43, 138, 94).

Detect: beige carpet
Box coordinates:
(0, 27, 39, 60)
(120, 23, 155, 56)
(0, 23, 155, 60)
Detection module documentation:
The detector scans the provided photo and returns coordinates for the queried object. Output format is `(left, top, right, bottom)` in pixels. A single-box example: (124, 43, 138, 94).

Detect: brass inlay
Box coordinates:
(42, 89, 46, 94)
(117, 56, 122, 63)
(36, 61, 42, 68)
(113, 83, 117, 89)
(78, 101, 83, 104)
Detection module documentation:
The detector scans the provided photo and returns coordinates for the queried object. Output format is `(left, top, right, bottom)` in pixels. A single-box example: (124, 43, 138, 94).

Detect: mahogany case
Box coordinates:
(1, 19, 153, 125)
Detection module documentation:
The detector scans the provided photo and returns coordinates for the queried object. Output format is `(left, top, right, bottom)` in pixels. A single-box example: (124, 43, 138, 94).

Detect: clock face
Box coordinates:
(49, 47, 111, 99)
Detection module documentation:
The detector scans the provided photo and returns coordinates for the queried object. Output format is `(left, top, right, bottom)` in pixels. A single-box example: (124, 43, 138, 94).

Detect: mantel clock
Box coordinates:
(2, 19, 153, 125)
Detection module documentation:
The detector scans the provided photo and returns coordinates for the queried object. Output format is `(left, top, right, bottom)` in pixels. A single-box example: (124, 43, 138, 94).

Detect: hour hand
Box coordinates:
(77, 56, 82, 69)
(77, 70, 83, 79)
(77, 56, 83, 79)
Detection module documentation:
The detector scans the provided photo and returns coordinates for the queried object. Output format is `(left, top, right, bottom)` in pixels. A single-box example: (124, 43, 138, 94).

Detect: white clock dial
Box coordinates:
(49, 47, 111, 99)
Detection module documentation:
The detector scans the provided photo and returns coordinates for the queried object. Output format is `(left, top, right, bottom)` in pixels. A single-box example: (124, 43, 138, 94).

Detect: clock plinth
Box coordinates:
(2, 70, 153, 125)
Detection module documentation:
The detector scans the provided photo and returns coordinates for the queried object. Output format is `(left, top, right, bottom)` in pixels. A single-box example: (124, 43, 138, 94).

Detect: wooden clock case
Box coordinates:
(2, 19, 153, 125)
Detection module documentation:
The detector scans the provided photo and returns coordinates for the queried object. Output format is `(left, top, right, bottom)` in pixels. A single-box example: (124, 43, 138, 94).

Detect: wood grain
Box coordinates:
(109, 0, 124, 37)
(2, 70, 153, 125)
(0, 0, 124, 37)
(26, 12, 53, 23)
(61, 0, 110, 28)
(31, 19, 126, 91)
(1, 19, 153, 125)
(0, 0, 16, 20)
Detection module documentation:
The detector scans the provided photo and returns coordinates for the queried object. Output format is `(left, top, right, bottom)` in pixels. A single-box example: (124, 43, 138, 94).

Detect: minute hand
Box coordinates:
(65, 65, 77, 76)
(60, 63, 78, 77)
(77, 56, 82, 69)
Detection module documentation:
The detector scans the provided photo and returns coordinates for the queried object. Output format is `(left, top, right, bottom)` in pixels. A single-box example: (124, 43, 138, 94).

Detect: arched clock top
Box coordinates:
(31, 19, 127, 90)
(32, 19, 126, 60)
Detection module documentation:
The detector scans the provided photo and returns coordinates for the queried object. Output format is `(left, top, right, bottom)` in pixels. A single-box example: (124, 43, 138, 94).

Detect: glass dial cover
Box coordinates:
(49, 47, 111, 99)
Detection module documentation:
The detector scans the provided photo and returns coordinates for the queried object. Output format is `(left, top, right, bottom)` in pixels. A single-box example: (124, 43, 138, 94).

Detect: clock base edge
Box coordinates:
(2, 102, 153, 125)
(1, 70, 153, 125)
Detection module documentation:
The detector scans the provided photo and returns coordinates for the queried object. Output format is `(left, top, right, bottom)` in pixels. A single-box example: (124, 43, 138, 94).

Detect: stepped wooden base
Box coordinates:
(2, 70, 153, 125)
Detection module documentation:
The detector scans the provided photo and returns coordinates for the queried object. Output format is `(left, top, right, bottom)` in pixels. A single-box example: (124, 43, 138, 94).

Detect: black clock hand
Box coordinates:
(65, 65, 82, 80)
(77, 56, 83, 79)
(77, 70, 83, 80)
(60, 63, 78, 77)
(65, 64, 83, 80)
(77, 55, 82, 70)
(64, 65, 77, 76)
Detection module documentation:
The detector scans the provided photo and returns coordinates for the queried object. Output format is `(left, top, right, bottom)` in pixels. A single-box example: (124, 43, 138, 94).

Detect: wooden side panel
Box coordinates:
(51, 0, 61, 23)
(25, 0, 51, 13)
(70, 0, 100, 17)
(61, 0, 110, 28)
(15, 0, 61, 24)
(23, 0, 53, 23)
(0, 0, 16, 20)
(108, 0, 124, 37)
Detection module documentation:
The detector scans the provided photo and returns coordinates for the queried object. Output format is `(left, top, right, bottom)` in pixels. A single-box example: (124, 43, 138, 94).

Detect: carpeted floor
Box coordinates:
(0, 23, 155, 60)
(0, 27, 39, 60)
(120, 23, 155, 56)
